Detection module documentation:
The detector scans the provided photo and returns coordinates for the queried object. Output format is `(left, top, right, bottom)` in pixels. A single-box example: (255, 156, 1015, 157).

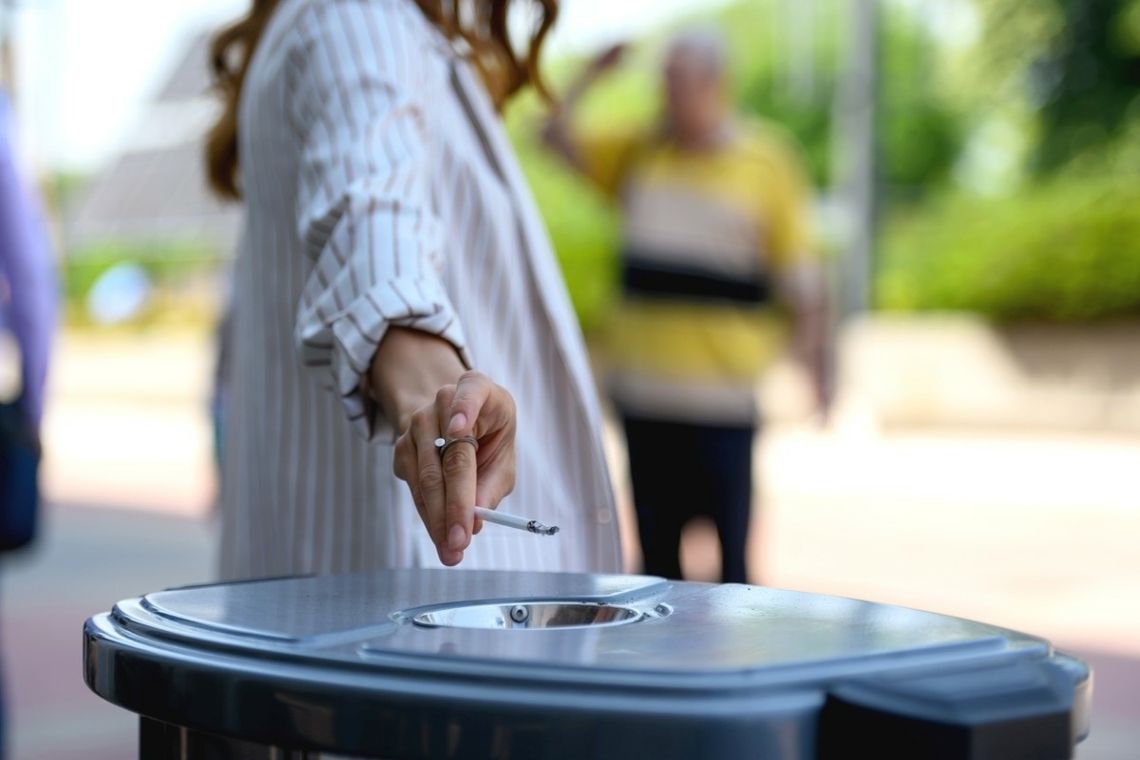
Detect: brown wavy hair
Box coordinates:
(205, 0, 558, 200)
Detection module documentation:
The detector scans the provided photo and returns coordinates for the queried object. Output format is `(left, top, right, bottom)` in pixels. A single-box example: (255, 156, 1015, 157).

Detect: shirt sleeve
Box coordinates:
(762, 134, 815, 273)
(570, 127, 645, 199)
(289, 2, 469, 441)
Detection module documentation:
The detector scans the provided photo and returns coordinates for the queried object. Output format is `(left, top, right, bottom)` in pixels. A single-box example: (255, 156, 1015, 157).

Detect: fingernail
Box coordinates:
(448, 524, 467, 550)
(448, 413, 467, 434)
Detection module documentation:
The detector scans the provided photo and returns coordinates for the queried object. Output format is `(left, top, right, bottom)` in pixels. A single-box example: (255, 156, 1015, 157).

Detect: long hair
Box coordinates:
(205, 0, 558, 200)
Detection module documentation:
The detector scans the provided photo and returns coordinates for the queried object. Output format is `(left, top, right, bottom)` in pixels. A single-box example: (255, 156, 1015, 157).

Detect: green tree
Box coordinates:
(971, 0, 1140, 175)
(1033, 0, 1140, 172)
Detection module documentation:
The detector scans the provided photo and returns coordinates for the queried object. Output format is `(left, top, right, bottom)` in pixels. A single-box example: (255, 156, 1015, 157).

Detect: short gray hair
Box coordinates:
(667, 28, 728, 76)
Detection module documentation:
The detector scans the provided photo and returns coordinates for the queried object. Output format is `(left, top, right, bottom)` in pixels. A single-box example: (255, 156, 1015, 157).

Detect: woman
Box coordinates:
(206, 0, 621, 578)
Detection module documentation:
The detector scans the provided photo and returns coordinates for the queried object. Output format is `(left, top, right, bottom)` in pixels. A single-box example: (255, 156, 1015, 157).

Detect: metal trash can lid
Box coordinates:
(84, 570, 1091, 759)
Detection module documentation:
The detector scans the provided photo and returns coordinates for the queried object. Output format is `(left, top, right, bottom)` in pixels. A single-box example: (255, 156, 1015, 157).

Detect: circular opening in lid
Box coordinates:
(411, 602, 643, 630)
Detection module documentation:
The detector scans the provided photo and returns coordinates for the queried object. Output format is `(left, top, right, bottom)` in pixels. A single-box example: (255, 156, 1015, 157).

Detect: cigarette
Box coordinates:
(474, 506, 559, 536)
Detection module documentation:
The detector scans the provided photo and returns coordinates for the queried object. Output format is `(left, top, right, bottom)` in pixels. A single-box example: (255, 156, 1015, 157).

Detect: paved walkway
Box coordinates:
(2, 505, 213, 759)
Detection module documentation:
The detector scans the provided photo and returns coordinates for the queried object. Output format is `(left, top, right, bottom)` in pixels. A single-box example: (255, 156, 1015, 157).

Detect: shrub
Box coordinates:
(877, 177, 1140, 320)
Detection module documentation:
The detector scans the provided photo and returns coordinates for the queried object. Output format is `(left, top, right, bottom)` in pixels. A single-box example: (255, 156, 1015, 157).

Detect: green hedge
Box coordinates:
(877, 177, 1140, 320)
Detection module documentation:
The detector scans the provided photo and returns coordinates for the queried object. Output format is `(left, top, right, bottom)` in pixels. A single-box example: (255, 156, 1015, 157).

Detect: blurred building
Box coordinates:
(67, 31, 239, 255)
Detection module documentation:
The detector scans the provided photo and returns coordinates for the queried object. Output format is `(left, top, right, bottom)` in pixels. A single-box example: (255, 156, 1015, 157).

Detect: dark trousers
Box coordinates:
(622, 414, 755, 584)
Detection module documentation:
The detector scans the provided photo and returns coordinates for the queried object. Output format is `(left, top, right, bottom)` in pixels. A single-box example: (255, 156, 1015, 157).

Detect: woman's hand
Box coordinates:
(393, 371, 517, 566)
(370, 328, 516, 566)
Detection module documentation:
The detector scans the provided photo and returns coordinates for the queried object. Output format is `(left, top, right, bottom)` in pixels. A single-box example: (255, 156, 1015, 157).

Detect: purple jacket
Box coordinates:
(0, 91, 55, 429)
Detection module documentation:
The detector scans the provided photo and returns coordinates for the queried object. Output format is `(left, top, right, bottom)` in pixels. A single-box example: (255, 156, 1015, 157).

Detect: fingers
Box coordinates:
(444, 371, 491, 437)
(474, 443, 516, 509)
(412, 391, 465, 566)
(409, 410, 445, 542)
(393, 434, 421, 510)
(437, 385, 477, 556)
(391, 371, 519, 567)
(449, 371, 517, 512)
(450, 371, 516, 439)
(395, 425, 460, 566)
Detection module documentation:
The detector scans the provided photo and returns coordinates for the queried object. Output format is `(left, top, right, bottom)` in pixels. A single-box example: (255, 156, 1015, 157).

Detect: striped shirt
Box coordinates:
(219, 0, 621, 580)
(575, 122, 814, 425)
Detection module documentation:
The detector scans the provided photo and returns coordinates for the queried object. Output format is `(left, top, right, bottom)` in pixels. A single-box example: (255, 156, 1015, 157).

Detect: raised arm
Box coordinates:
(541, 42, 626, 176)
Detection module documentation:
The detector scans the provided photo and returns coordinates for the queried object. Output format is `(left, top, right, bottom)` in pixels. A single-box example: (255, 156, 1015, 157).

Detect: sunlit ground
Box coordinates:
(2, 329, 1137, 758)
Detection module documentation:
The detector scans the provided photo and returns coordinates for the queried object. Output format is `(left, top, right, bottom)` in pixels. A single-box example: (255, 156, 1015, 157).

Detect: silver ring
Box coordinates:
(434, 435, 479, 458)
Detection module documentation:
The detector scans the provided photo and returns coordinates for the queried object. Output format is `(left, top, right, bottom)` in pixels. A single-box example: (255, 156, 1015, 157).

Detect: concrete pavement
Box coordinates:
(2, 505, 213, 760)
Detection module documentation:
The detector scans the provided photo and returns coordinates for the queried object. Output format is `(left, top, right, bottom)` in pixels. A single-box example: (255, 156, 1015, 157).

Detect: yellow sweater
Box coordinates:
(575, 119, 815, 424)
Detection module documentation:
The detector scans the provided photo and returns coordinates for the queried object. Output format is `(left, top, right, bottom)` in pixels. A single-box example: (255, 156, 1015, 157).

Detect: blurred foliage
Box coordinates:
(697, 2, 962, 190)
(878, 10, 966, 197)
(878, 176, 1140, 320)
(508, 0, 962, 330)
(1034, 0, 1140, 172)
(50, 0, 1122, 329)
(877, 0, 1140, 319)
(62, 241, 221, 327)
(971, 0, 1140, 174)
(39, 171, 89, 217)
(510, 127, 621, 334)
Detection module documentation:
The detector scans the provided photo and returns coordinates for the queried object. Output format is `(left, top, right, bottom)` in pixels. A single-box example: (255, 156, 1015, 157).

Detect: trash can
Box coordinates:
(83, 570, 1090, 759)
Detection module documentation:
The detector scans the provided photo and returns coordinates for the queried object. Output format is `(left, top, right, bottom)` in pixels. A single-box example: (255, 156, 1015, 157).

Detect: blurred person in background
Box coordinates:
(0, 87, 56, 760)
(206, 0, 622, 579)
(543, 31, 829, 583)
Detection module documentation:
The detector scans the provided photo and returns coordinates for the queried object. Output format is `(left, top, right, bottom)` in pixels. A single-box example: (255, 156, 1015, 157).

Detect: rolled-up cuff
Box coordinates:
(296, 275, 470, 441)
